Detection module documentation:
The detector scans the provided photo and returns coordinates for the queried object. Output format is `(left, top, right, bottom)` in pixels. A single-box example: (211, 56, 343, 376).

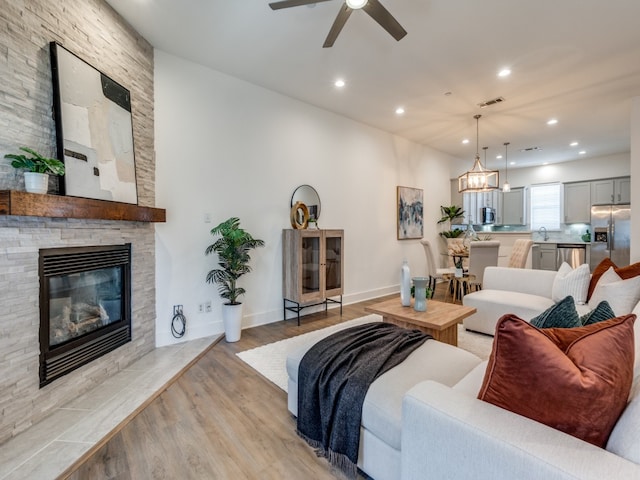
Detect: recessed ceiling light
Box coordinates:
(498, 68, 511, 77)
(462, 139, 470, 144)
(547, 118, 558, 125)
(496, 155, 503, 159)
(579, 150, 586, 155)
(570, 141, 579, 147)
(395, 107, 405, 115)
(334, 79, 345, 88)
(509, 161, 516, 166)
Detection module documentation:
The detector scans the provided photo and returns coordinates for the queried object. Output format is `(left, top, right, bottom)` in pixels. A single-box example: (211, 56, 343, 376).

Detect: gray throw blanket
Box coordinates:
(296, 322, 431, 479)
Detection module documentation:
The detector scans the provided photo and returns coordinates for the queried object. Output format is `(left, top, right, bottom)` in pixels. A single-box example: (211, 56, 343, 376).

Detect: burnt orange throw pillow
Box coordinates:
(587, 258, 640, 300)
(478, 314, 635, 447)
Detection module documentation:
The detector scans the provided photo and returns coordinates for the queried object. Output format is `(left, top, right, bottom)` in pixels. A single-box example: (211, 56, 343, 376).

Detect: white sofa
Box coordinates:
(463, 266, 592, 335)
(287, 310, 640, 479)
(401, 378, 640, 480)
(286, 316, 483, 480)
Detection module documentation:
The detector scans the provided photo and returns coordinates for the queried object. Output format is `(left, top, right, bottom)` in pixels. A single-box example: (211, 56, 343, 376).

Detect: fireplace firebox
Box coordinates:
(39, 244, 132, 387)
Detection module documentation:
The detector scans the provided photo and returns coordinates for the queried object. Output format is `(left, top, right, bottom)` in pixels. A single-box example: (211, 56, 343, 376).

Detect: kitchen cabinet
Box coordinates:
(462, 192, 478, 224)
(282, 229, 343, 323)
(500, 188, 525, 225)
(616, 177, 631, 203)
(563, 182, 591, 223)
(463, 190, 500, 224)
(532, 243, 557, 271)
(494, 193, 502, 225)
(590, 177, 630, 205)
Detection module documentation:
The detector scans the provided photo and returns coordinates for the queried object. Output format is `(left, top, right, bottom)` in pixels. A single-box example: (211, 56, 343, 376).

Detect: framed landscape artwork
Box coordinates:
(50, 42, 138, 204)
(397, 186, 424, 240)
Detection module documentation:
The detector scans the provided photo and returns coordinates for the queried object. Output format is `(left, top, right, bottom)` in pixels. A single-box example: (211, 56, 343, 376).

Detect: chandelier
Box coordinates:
(458, 114, 499, 193)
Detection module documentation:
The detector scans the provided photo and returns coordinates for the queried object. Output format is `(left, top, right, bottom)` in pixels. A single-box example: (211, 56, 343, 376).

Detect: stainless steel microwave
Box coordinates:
(481, 207, 495, 224)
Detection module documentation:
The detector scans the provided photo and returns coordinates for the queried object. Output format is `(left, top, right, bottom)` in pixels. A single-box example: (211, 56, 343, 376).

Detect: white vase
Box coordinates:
(400, 260, 411, 306)
(24, 172, 49, 194)
(222, 303, 243, 342)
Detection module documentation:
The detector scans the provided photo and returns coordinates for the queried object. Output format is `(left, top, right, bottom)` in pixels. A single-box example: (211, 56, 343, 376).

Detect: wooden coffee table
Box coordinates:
(364, 298, 477, 346)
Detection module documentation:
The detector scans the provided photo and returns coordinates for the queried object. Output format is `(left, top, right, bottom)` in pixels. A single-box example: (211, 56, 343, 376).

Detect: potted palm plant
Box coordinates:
(4, 147, 65, 194)
(205, 217, 265, 342)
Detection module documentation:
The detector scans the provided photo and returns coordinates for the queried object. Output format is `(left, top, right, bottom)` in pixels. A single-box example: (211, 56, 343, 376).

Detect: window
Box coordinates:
(530, 183, 561, 230)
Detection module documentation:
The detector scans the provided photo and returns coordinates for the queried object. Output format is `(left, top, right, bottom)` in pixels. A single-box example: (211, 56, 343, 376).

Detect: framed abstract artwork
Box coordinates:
(50, 42, 138, 204)
(397, 186, 424, 240)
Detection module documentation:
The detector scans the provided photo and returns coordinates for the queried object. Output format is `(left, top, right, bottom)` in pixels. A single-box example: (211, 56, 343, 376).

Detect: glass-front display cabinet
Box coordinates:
(282, 229, 343, 323)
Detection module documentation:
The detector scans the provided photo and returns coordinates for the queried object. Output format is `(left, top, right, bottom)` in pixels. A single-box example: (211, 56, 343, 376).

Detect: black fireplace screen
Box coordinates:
(39, 244, 131, 387)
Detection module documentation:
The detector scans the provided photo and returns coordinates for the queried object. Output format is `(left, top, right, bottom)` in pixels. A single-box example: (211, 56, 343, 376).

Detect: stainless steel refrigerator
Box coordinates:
(590, 204, 630, 269)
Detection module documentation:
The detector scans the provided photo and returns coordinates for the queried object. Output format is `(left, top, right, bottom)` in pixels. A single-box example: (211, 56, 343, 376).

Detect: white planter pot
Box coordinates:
(24, 172, 49, 194)
(222, 303, 243, 342)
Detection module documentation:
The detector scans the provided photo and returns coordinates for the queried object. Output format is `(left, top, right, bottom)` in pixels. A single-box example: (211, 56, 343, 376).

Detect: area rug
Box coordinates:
(237, 314, 494, 392)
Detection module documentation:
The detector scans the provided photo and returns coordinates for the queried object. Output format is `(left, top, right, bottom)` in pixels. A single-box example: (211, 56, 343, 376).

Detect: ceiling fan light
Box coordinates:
(346, 0, 368, 9)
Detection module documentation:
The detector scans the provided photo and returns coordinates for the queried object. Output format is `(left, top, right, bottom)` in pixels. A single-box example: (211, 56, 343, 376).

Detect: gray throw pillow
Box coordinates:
(530, 296, 581, 329)
(580, 301, 616, 326)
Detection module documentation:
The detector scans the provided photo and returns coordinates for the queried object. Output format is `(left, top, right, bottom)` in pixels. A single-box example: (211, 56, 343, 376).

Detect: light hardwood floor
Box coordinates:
(65, 287, 449, 479)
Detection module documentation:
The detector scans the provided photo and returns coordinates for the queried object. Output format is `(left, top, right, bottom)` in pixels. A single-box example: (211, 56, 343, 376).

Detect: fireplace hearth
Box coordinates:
(39, 244, 132, 387)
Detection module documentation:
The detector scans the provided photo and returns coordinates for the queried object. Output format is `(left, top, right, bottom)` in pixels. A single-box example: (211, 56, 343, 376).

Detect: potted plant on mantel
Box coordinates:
(205, 217, 265, 342)
(4, 147, 65, 194)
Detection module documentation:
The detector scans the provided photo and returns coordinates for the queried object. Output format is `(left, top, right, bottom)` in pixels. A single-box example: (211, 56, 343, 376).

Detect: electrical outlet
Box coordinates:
(204, 212, 211, 223)
(205, 300, 212, 313)
(198, 303, 204, 313)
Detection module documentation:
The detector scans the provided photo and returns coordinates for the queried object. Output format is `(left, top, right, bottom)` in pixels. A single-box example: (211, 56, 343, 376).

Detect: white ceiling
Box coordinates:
(105, 0, 640, 172)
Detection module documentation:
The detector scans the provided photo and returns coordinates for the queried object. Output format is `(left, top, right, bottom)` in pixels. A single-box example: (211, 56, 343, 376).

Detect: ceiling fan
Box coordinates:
(269, 0, 407, 48)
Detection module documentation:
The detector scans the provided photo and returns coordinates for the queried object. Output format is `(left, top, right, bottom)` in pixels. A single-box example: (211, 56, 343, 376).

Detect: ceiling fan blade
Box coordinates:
(323, 4, 352, 48)
(362, 0, 407, 41)
(269, 0, 333, 10)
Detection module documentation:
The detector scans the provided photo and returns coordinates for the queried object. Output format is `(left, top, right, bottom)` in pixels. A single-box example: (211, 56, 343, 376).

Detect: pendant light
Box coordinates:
(502, 142, 511, 192)
(458, 114, 499, 193)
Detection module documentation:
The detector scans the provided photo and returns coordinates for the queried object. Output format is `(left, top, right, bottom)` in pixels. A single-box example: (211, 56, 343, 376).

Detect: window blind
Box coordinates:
(530, 183, 561, 230)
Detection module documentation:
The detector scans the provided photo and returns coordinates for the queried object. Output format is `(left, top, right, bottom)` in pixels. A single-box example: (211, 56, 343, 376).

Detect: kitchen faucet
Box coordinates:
(538, 226, 549, 241)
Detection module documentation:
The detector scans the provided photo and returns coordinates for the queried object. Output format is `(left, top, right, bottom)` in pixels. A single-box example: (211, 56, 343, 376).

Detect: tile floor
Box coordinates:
(0, 336, 220, 480)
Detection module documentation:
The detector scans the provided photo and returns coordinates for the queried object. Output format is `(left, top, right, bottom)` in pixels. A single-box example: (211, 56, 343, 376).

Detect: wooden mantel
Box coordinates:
(0, 190, 166, 222)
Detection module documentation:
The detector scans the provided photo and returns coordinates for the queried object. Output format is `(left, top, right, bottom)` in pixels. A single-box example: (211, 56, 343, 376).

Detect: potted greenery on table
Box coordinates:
(205, 217, 265, 342)
(4, 147, 65, 194)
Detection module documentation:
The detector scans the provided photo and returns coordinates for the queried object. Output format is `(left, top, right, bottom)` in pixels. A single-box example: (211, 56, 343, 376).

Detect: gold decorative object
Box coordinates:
(290, 201, 309, 229)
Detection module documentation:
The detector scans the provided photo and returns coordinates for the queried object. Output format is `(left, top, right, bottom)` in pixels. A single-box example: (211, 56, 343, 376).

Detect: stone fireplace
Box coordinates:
(0, 214, 160, 445)
(39, 243, 132, 387)
(0, 0, 157, 446)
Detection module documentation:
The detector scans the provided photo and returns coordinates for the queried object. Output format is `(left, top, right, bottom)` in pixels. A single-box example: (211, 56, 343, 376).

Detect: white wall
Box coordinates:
(153, 50, 454, 346)
(631, 97, 640, 263)
(498, 153, 630, 188)
(450, 153, 630, 209)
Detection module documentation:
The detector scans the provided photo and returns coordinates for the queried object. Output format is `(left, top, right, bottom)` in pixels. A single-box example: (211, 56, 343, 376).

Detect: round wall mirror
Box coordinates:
(290, 185, 321, 221)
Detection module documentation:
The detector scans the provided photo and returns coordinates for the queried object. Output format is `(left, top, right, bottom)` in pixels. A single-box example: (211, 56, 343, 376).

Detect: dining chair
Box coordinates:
(465, 240, 501, 293)
(508, 239, 534, 268)
(420, 239, 456, 298)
